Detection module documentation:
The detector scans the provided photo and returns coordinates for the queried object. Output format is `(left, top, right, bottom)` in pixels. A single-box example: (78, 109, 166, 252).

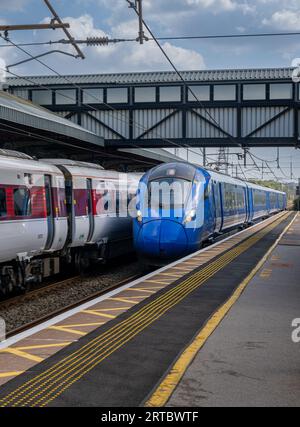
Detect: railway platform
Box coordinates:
(167, 212, 300, 407)
(0, 211, 298, 407)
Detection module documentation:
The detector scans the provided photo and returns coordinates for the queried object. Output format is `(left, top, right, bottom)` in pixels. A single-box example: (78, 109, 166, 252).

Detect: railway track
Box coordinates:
(0, 275, 80, 310)
(0, 257, 145, 337)
(2, 273, 142, 340)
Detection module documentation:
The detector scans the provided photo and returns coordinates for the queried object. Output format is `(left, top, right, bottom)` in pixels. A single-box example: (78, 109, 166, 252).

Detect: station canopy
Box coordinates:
(0, 90, 180, 171)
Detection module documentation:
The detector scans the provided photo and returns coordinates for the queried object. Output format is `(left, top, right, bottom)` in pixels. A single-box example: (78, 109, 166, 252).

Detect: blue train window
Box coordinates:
(253, 190, 266, 206)
(270, 192, 277, 208)
(204, 186, 209, 200)
(204, 182, 212, 200)
(0, 189, 6, 217)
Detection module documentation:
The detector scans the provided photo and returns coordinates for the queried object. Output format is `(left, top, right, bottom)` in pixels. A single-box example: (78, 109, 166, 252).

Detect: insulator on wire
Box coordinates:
(86, 37, 109, 46)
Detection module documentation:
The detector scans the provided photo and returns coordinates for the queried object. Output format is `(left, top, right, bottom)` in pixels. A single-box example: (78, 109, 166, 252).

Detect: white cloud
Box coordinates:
(185, 0, 255, 14)
(37, 14, 205, 73)
(0, 58, 6, 83)
(127, 41, 205, 70)
(263, 9, 300, 30)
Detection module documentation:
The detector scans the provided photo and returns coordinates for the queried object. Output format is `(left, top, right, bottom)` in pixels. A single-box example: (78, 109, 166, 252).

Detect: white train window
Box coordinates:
(14, 188, 31, 217)
(0, 189, 6, 217)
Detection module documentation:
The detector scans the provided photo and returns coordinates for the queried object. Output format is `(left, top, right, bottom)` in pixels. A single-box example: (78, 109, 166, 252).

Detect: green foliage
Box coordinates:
(250, 180, 295, 202)
(294, 198, 300, 211)
(250, 180, 285, 191)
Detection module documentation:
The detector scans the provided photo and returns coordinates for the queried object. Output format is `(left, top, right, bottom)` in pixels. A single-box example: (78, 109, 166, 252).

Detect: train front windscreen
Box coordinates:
(146, 163, 196, 218)
(147, 177, 192, 218)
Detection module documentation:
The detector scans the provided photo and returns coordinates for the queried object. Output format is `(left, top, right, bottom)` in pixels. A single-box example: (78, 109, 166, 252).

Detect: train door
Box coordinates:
(213, 181, 223, 233)
(87, 178, 95, 243)
(244, 186, 249, 223)
(44, 175, 55, 250)
(203, 180, 216, 238)
(248, 188, 254, 222)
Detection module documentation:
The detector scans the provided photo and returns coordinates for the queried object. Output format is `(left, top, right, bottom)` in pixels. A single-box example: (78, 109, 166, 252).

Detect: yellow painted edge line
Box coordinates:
(48, 326, 86, 336)
(89, 308, 131, 312)
(16, 343, 72, 351)
(1, 348, 44, 363)
(0, 372, 25, 379)
(81, 310, 116, 319)
(144, 280, 171, 285)
(108, 297, 138, 304)
(145, 212, 297, 408)
(160, 273, 182, 278)
(123, 288, 156, 294)
(53, 323, 104, 328)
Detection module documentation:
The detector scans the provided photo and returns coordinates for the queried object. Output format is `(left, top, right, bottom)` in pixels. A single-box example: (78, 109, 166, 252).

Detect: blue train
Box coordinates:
(134, 162, 286, 265)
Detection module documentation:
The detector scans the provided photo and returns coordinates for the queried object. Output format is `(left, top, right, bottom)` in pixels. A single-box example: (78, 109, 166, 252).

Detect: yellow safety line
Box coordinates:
(90, 308, 131, 312)
(0, 213, 290, 407)
(183, 258, 201, 263)
(145, 212, 297, 407)
(0, 348, 44, 363)
(0, 372, 25, 379)
(108, 297, 139, 304)
(16, 343, 72, 351)
(113, 295, 145, 299)
(81, 310, 116, 319)
(144, 280, 171, 285)
(53, 323, 104, 328)
(123, 288, 156, 294)
(160, 273, 182, 278)
(48, 326, 86, 336)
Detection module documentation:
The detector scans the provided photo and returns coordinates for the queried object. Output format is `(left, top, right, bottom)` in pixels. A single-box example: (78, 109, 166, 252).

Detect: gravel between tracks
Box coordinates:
(0, 260, 145, 333)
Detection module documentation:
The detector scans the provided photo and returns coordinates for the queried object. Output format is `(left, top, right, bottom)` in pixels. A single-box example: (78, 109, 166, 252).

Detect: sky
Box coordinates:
(0, 0, 300, 182)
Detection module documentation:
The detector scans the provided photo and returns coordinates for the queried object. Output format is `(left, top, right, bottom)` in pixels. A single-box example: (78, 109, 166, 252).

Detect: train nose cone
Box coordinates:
(159, 220, 188, 258)
(139, 220, 188, 259)
(138, 220, 161, 257)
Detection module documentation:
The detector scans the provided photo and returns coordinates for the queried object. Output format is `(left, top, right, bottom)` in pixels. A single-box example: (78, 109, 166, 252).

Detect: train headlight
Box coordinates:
(184, 209, 196, 224)
(136, 210, 143, 223)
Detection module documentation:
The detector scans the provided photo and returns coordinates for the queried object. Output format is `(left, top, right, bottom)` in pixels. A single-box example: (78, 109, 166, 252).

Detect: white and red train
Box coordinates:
(0, 150, 140, 295)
